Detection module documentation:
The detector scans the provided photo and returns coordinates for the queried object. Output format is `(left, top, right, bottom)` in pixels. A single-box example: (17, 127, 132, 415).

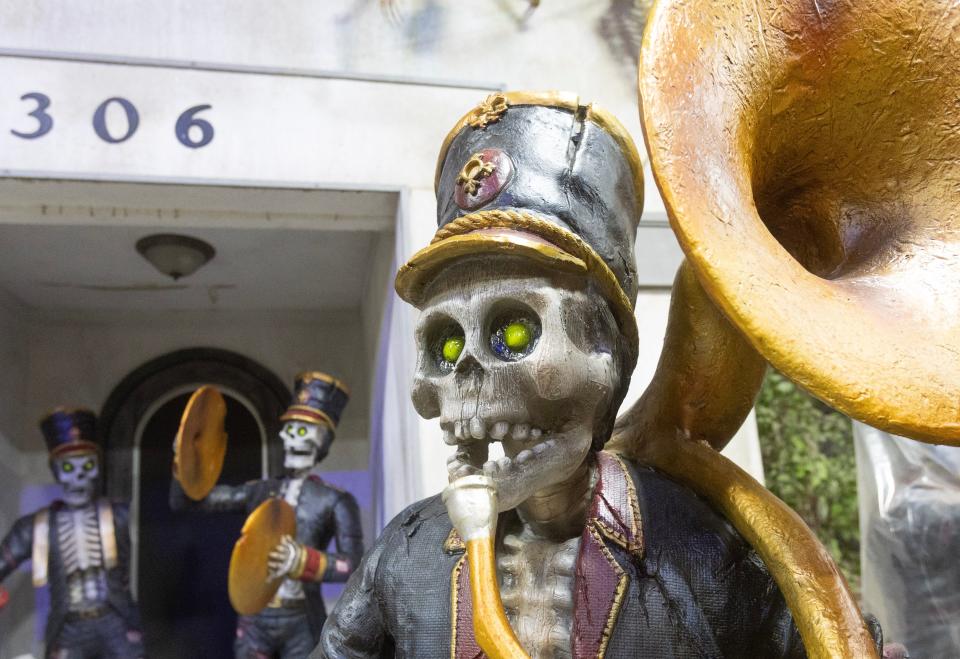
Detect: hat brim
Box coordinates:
(395, 228, 587, 307)
(279, 406, 335, 429)
(395, 210, 639, 356)
(50, 441, 99, 459)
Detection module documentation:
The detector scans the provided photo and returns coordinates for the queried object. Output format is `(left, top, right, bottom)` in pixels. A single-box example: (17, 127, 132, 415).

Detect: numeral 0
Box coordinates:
(93, 97, 140, 144)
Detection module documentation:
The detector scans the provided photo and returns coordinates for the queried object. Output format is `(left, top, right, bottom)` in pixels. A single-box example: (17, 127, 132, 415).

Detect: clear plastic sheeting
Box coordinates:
(855, 421, 960, 657)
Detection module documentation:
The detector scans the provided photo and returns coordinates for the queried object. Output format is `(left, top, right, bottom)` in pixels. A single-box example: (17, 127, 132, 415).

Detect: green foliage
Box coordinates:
(755, 369, 861, 595)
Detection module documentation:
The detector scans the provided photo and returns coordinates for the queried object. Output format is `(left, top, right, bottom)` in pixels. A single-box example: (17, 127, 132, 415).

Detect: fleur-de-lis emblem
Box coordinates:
(456, 154, 497, 196)
(298, 388, 311, 403)
(468, 93, 509, 129)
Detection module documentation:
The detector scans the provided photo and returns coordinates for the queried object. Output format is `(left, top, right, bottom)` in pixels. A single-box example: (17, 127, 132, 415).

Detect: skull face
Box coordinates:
(53, 452, 99, 508)
(412, 259, 622, 513)
(280, 420, 331, 472)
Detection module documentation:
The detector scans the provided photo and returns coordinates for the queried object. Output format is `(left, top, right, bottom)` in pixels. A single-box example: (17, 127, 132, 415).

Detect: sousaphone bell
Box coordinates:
(610, 0, 960, 658)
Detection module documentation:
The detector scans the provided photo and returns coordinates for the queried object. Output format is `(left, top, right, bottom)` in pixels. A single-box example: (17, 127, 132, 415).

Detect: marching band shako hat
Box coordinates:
(279, 371, 350, 430)
(395, 90, 645, 369)
(40, 408, 99, 458)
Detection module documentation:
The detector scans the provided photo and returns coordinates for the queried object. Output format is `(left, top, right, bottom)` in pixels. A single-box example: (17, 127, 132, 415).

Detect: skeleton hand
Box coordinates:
(267, 535, 328, 582)
(267, 535, 303, 580)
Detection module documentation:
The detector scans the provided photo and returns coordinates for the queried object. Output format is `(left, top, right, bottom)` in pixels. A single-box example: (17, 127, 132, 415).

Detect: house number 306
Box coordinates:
(10, 93, 215, 149)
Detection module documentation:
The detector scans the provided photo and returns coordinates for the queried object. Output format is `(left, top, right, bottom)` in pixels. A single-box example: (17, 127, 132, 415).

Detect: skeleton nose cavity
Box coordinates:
(455, 352, 484, 378)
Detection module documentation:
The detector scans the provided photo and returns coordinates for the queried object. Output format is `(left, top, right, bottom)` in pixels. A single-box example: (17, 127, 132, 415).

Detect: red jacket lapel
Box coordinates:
(572, 451, 644, 658)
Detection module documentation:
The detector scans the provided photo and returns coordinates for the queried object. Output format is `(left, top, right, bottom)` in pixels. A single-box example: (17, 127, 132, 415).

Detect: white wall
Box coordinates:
(0, 0, 667, 219)
(0, 292, 42, 658)
(17, 306, 370, 463)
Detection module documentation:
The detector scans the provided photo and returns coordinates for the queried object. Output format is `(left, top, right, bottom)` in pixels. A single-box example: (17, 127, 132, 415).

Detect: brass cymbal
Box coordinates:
(228, 498, 297, 616)
(173, 385, 228, 501)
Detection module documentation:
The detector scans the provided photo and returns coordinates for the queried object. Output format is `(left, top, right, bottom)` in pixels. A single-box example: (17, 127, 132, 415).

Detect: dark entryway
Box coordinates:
(99, 348, 290, 659)
(138, 391, 262, 659)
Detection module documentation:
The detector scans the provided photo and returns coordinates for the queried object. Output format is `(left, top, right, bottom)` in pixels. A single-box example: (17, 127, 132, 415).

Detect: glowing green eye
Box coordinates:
(62, 462, 74, 472)
(297, 427, 307, 436)
(503, 322, 530, 351)
(442, 335, 465, 364)
(83, 460, 95, 471)
(490, 315, 539, 360)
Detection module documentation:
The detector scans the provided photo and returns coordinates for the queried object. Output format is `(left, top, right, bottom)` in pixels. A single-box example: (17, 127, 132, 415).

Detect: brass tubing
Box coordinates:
(616, 437, 877, 659)
(443, 475, 531, 659)
(465, 537, 529, 659)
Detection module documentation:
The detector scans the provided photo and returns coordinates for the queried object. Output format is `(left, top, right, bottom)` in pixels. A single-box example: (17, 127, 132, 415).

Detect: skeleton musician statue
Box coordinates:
(318, 0, 960, 657)
(170, 372, 363, 658)
(0, 409, 144, 658)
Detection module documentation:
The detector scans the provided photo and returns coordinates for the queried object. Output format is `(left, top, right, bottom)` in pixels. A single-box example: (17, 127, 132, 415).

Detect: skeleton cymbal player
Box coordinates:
(0, 409, 144, 659)
(313, 91, 868, 658)
(171, 372, 363, 659)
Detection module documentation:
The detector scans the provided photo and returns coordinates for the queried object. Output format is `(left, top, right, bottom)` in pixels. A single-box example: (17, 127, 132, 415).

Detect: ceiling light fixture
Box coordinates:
(135, 233, 216, 281)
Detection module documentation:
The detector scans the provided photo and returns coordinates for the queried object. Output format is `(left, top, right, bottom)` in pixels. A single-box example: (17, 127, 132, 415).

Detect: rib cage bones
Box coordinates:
(56, 504, 108, 607)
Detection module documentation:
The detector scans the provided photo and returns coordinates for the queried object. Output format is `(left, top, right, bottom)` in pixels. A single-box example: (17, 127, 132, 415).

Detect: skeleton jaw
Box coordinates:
(62, 483, 95, 508)
(284, 447, 317, 472)
(445, 417, 591, 513)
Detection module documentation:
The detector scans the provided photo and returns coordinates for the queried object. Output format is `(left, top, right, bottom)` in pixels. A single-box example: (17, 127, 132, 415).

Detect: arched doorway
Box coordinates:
(100, 348, 290, 659)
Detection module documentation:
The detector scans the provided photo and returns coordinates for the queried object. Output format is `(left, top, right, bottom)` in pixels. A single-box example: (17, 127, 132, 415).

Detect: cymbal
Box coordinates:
(173, 385, 228, 501)
(228, 498, 297, 616)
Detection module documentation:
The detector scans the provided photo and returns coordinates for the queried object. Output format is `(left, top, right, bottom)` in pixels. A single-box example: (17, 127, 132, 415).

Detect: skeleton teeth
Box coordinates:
(455, 464, 479, 479)
(481, 456, 514, 475)
(454, 421, 465, 441)
(515, 449, 534, 464)
(511, 423, 529, 440)
(443, 427, 456, 445)
(490, 421, 509, 440)
(530, 427, 543, 440)
(469, 417, 486, 440)
(532, 441, 550, 455)
(447, 455, 480, 481)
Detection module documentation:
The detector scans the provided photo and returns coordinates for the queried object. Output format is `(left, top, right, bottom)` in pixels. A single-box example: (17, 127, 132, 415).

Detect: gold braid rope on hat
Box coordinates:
(431, 210, 640, 354)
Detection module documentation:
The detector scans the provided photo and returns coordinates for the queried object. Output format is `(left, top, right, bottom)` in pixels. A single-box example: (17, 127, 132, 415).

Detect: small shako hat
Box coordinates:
(395, 90, 644, 370)
(280, 371, 350, 430)
(40, 408, 99, 458)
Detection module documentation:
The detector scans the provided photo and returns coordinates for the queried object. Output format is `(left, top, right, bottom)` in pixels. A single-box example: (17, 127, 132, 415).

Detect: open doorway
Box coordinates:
(98, 348, 290, 658)
(0, 179, 393, 656)
(137, 389, 263, 659)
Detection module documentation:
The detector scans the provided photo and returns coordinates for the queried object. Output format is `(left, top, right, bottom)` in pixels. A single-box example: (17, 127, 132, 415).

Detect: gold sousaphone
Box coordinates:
(466, 0, 960, 658)
(618, 0, 959, 658)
